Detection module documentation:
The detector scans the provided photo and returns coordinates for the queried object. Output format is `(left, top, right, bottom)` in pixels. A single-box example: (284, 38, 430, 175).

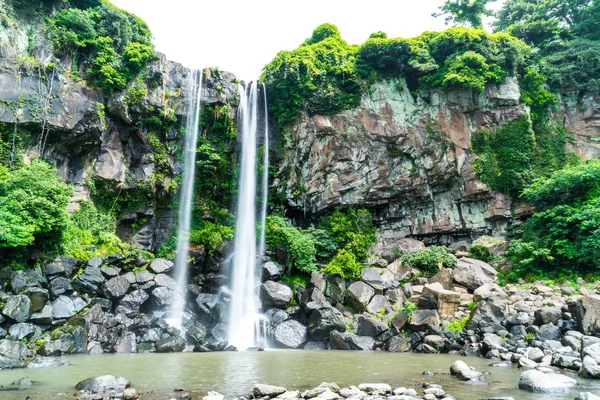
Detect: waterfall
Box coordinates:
(227, 82, 269, 349)
(168, 69, 203, 330)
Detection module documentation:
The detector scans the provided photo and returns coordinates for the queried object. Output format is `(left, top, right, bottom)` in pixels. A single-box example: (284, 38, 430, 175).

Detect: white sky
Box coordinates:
(111, 0, 499, 81)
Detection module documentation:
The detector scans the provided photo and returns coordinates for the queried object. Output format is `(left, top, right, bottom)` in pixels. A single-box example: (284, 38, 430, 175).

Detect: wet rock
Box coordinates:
(304, 341, 327, 350)
(307, 307, 346, 341)
(580, 342, 600, 378)
(27, 356, 70, 368)
(154, 273, 177, 290)
(30, 304, 53, 325)
(357, 383, 390, 394)
(149, 258, 174, 274)
(52, 295, 76, 319)
(346, 281, 375, 311)
(43, 257, 77, 277)
(576, 294, 600, 336)
(450, 360, 483, 381)
(156, 336, 186, 353)
(551, 353, 580, 370)
(123, 387, 140, 399)
(534, 306, 562, 326)
(23, 287, 49, 313)
(274, 320, 307, 349)
(8, 323, 42, 341)
(185, 322, 207, 347)
(263, 261, 284, 281)
(115, 332, 137, 354)
(2, 295, 31, 322)
(152, 286, 175, 307)
(100, 265, 120, 278)
(0, 339, 28, 369)
(537, 323, 561, 341)
(103, 276, 131, 298)
(196, 293, 220, 314)
(576, 393, 600, 400)
(262, 280, 293, 308)
(325, 276, 346, 304)
(387, 335, 411, 352)
(115, 290, 149, 317)
(329, 330, 375, 351)
(357, 315, 388, 338)
(365, 294, 389, 314)
(74, 267, 105, 294)
(203, 391, 224, 400)
(75, 375, 131, 394)
(452, 258, 497, 291)
(135, 270, 154, 284)
(50, 277, 73, 297)
(253, 384, 287, 397)
(361, 268, 385, 291)
(518, 370, 577, 393)
(409, 309, 439, 332)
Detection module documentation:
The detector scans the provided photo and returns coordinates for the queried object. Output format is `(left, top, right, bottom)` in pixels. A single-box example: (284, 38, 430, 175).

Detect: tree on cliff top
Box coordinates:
(432, 0, 496, 28)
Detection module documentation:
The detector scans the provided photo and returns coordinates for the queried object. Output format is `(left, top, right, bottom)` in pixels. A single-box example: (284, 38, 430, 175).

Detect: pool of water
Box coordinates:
(1, 351, 599, 399)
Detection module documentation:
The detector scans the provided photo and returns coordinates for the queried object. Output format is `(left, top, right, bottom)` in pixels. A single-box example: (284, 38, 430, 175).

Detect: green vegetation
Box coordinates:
(505, 159, 600, 281)
(47, 0, 156, 94)
(467, 244, 494, 263)
(433, 0, 495, 28)
(262, 24, 530, 127)
(447, 315, 470, 332)
(0, 160, 70, 249)
(265, 216, 318, 273)
(401, 245, 456, 275)
(189, 220, 233, 256)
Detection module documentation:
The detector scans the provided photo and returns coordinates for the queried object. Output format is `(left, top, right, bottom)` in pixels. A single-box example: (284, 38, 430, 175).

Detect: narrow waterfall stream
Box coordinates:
(168, 69, 203, 330)
(227, 82, 269, 349)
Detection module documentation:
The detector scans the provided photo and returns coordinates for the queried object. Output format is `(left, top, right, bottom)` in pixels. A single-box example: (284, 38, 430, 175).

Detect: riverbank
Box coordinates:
(1, 351, 600, 400)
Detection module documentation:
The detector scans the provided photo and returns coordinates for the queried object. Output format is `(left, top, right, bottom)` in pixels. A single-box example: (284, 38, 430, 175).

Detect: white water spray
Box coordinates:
(227, 82, 269, 349)
(168, 69, 203, 330)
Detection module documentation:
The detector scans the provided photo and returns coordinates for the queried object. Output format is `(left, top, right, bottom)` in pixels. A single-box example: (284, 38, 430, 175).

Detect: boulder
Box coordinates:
(50, 277, 73, 297)
(325, 276, 346, 304)
(537, 323, 561, 341)
(274, 320, 307, 349)
(8, 323, 42, 341)
(361, 268, 385, 291)
(263, 261, 284, 281)
(115, 290, 149, 317)
(329, 330, 375, 351)
(409, 310, 439, 331)
(156, 336, 186, 353)
(0, 339, 28, 369)
(135, 271, 154, 284)
(253, 384, 287, 397)
(43, 257, 78, 277)
(467, 297, 507, 331)
(262, 281, 293, 308)
(154, 273, 177, 290)
(576, 294, 600, 336)
(576, 393, 600, 400)
(429, 269, 454, 290)
(452, 258, 497, 291)
(387, 335, 411, 352)
(307, 307, 346, 341)
(23, 287, 49, 313)
(149, 259, 173, 274)
(2, 295, 31, 322)
(357, 315, 388, 338)
(580, 342, 600, 378)
(473, 283, 507, 302)
(346, 281, 375, 311)
(75, 375, 131, 394)
(151, 287, 176, 307)
(74, 267, 105, 294)
(357, 383, 391, 394)
(103, 276, 131, 298)
(518, 370, 577, 393)
(52, 296, 76, 319)
(196, 293, 220, 314)
(449, 360, 483, 381)
(115, 332, 137, 354)
(30, 304, 53, 325)
(365, 294, 389, 314)
(422, 282, 460, 315)
(534, 306, 563, 326)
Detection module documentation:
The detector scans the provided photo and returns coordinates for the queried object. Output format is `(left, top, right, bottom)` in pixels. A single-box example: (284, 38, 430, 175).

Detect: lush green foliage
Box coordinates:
(320, 208, 376, 262)
(262, 24, 530, 127)
(433, 0, 496, 28)
(323, 249, 363, 279)
(190, 220, 233, 255)
(47, 0, 156, 94)
(505, 160, 600, 281)
(401, 245, 456, 275)
(447, 315, 471, 332)
(467, 244, 494, 263)
(266, 216, 318, 273)
(543, 39, 600, 95)
(0, 160, 71, 249)
(261, 24, 362, 127)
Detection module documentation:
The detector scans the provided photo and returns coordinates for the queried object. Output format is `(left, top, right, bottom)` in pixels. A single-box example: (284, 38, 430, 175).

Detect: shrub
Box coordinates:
(467, 244, 494, 263)
(323, 249, 363, 279)
(189, 221, 233, 255)
(401, 245, 456, 275)
(447, 315, 470, 333)
(320, 208, 376, 262)
(265, 216, 317, 273)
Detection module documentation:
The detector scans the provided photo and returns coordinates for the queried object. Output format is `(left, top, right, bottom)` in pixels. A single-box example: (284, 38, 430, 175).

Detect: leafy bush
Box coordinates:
(506, 159, 600, 281)
(189, 221, 233, 255)
(0, 160, 71, 249)
(323, 249, 363, 279)
(447, 315, 470, 332)
(401, 245, 456, 275)
(467, 244, 494, 263)
(320, 208, 376, 261)
(265, 216, 317, 273)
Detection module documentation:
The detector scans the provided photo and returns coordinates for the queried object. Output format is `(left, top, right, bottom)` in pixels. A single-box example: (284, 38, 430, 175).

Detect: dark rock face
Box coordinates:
(263, 261, 284, 281)
(307, 307, 346, 341)
(52, 296, 77, 319)
(115, 290, 150, 317)
(149, 259, 174, 274)
(23, 287, 49, 313)
(103, 276, 131, 298)
(274, 320, 308, 349)
(346, 281, 375, 311)
(74, 267, 105, 294)
(156, 336, 186, 353)
(329, 330, 375, 351)
(2, 295, 31, 322)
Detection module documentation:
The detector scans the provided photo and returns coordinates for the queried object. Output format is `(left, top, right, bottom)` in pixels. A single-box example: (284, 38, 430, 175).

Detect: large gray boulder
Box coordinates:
(534, 306, 563, 326)
(52, 295, 76, 319)
(274, 320, 307, 349)
(75, 375, 131, 394)
(329, 330, 375, 351)
(23, 287, 49, 313)
(361, 268, 385, 291)
(149, 259, 173, 274)
(115, 332, 137, 354)
(154, 274, 177, 290)
(452, 258, 497, 291)
(307, 307, 346, 341)
(74, 267, 105, 294)
(0, 339, 28, 369)
(253, 384, 287, 397)
(115, 290, 149, 317)
(357, 315, 388, 338)
(518, 370, 577, 393)
(103, 276, 131, 298)
(156, 336, 186, 353)
(262, 281, 293, 308)
(263, 261, 284, 281)
(577, 294, 600, 336)
(346, 281, 375, 311)
(2, 295, 31, 322)
(580, 342, 600, 378)
(409, 310, 439, 332)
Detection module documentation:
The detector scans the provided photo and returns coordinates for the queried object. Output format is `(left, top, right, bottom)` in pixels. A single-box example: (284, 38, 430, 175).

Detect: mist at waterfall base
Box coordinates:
(166, 69, 203, 330)
(226, 82, 270, 350)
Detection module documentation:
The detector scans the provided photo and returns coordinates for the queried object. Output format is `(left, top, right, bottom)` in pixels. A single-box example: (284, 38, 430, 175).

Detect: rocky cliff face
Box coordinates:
(0, 2, 238, 251)
(273, 78, 600, 244)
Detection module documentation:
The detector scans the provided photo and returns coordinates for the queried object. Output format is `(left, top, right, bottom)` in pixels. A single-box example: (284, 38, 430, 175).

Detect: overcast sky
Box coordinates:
(111, 0, 499, 81)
